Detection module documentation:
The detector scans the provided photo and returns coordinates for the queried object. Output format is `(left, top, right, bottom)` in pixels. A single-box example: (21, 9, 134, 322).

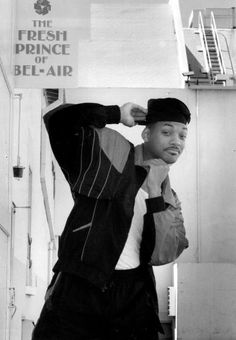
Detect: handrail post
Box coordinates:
(210, 11, 226, 75)
(198, 11, 213, 83)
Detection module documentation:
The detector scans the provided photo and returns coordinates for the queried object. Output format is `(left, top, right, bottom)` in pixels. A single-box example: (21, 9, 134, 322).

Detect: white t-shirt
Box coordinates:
(115, 187, 148, 270)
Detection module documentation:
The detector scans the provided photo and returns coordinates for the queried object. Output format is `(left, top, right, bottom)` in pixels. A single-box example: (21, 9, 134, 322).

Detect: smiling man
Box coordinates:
(32, 97, 190, 340)
(142, 98, 188, 162)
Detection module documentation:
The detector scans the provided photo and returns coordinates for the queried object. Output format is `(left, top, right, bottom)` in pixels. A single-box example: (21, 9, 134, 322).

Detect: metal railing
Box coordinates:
(217, 31, 235, 78)
(210, 11, 226, 75)
(198, 11, 213, 83)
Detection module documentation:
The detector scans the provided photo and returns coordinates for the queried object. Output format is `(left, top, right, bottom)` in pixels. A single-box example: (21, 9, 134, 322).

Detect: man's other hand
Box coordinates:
(142, 159, 169, 197)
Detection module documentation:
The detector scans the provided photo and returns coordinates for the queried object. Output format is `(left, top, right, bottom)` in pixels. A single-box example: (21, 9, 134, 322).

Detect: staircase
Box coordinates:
(198, 10, 226, 86)
(204, 28, 224, 83)
(185, 11, 228, 86)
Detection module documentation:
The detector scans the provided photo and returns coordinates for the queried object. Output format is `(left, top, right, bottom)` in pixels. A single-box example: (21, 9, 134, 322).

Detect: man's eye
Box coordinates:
(180, 134, 187, 140)
(162, 131, 170, 135)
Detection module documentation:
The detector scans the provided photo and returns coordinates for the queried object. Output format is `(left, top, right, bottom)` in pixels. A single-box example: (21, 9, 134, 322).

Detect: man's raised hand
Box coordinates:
(120, 103, 147, 127)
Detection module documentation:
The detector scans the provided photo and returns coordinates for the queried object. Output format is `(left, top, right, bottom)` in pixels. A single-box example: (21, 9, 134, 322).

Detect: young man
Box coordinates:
(32, 97, 190, 340)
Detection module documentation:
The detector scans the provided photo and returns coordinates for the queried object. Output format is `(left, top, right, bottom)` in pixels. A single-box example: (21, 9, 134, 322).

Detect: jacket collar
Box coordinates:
(134, 144, 177, 208)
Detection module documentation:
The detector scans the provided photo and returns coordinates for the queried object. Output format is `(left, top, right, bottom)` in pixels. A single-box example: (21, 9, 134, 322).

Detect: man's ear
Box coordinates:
(142, 127, 151, 142)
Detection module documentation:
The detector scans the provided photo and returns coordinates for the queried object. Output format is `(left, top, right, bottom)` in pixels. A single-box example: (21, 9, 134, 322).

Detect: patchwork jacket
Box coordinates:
(44, 103, 189, 289)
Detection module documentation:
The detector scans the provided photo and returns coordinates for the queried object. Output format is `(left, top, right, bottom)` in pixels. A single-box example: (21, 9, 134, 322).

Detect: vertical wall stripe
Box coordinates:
(196, 89, 201, 263)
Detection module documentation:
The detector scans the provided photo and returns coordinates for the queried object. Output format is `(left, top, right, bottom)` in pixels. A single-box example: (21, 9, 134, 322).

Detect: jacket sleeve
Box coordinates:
(44, 103, 120, 167)
(43, 103, 121, 195)
(141, 191, 189, 266)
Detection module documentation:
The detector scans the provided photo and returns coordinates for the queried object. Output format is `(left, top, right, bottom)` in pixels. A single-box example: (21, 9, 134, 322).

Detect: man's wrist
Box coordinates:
(149, 190, 162, 198)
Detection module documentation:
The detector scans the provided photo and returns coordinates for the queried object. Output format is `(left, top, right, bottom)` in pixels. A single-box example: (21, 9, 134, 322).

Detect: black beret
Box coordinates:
(143, 98, 191, 125)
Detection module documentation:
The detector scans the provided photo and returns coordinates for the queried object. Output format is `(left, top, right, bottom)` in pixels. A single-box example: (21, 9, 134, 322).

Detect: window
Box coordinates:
(44, 89, 59, 106)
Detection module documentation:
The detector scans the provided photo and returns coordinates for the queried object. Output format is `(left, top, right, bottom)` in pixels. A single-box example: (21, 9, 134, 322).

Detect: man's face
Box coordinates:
(143, 121, 188, 164)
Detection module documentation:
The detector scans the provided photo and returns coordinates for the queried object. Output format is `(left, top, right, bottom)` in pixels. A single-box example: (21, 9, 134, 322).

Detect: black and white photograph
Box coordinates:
(1, 0, 236, 339)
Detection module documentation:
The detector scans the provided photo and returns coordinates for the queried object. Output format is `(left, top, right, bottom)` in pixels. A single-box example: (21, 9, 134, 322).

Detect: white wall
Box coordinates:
(177, 263, 236, 340)
(77, 2, 183, 88)
(196, 90, 236, 263)
(0, 0, 14, 84)
(0, 1, 14, 339)
(9, 89, 54, 340)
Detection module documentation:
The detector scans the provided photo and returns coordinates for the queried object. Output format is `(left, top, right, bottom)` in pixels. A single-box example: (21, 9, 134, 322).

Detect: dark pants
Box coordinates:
(32, 266, 162, 340)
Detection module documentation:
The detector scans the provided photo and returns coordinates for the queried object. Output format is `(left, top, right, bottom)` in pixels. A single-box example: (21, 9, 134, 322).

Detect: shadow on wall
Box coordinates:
(185, 45, 204, 77)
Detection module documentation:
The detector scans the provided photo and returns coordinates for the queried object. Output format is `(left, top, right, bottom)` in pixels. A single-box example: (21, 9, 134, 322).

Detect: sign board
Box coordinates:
(14, 0, 89, 88)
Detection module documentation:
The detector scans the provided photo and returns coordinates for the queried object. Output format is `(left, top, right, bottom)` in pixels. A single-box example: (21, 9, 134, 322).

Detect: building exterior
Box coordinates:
(0, 1, 56, 339)
(0, 0, 236, 339)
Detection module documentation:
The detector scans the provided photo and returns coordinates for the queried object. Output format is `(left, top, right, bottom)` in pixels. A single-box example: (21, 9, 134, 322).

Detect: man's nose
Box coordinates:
(170, 134, 181, 145)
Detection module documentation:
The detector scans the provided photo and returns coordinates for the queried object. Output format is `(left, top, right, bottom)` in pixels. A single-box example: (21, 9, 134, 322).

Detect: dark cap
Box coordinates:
(142, 98, 191, 125)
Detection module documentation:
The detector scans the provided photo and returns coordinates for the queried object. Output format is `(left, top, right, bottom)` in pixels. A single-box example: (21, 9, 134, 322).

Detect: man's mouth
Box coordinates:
(165, 148, 180, 155)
